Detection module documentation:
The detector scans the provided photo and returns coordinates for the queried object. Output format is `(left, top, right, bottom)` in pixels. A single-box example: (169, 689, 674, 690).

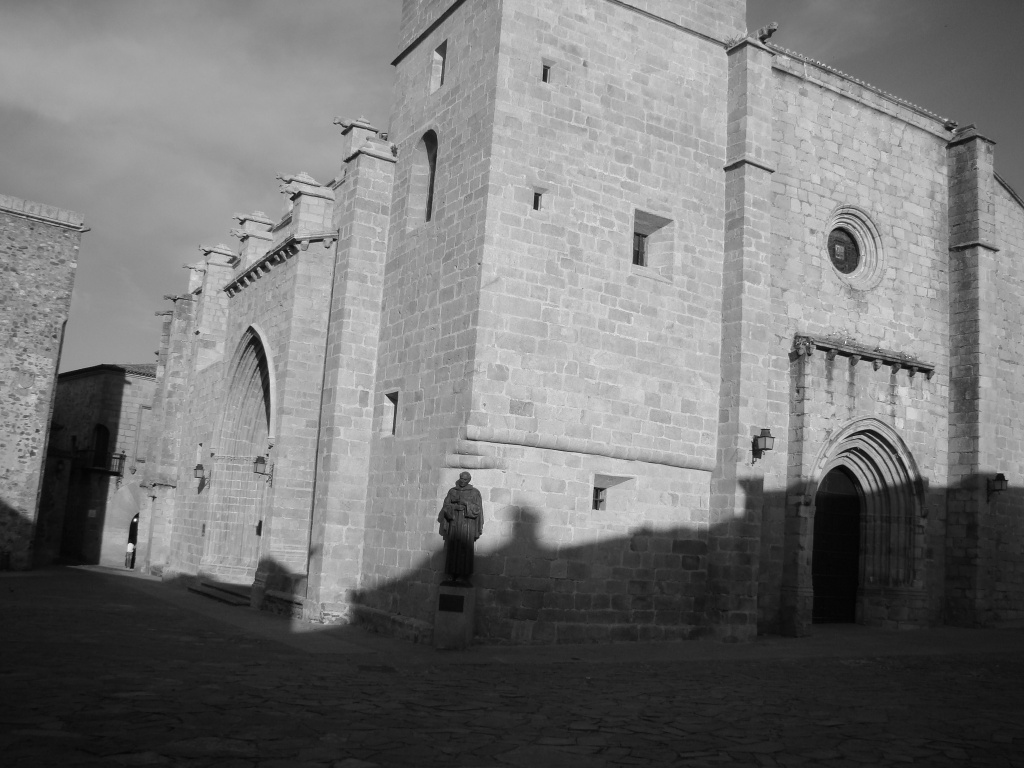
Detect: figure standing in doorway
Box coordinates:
(125, 513, 139, 570)
(438, 472, 484, 583)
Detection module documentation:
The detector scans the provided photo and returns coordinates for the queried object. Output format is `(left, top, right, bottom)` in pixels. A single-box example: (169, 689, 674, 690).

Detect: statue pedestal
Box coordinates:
(434, 583, 475, 650)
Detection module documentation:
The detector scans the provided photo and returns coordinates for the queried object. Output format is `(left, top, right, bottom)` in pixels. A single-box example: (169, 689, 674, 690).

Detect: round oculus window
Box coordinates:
(827, 228, 859, 274)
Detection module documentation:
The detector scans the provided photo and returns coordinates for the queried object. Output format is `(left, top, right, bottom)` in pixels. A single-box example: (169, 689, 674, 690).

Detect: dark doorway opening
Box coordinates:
(812, 467, 861, 623)
(126, 513, 139, 570)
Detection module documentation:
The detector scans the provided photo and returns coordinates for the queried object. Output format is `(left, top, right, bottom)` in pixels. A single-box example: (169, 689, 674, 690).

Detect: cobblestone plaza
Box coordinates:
(2, 567, 1023, 767)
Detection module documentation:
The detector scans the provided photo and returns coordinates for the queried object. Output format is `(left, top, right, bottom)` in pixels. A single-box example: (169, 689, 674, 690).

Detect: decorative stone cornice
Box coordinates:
(793, 334, 935, 380)
(223, 230, 338, 297)
(0, 193, 88, 232)
(461, 424, 716, 472)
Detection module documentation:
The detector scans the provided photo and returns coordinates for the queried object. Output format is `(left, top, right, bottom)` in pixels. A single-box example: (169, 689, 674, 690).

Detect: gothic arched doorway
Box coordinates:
(812, 467, 861, 623)
(200, 328, 274, 584)
(783, 418, 926, 635)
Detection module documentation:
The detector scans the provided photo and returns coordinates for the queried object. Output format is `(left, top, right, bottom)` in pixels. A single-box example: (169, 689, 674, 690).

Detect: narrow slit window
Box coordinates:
(542, 63, 552, 83)
(592, 486, 607, 511)
(430, 40, 448, 93)
(424, 134, 437, 222)
(384, 391, 399, 435)
(533, 191, 543, 211)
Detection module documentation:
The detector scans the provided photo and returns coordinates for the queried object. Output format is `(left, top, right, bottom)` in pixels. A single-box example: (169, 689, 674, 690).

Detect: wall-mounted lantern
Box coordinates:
(193, 463, 205, 480)
(752, 428, 775, 462)
(253, 456, 269, 475)
(987, 473, 1008, 502)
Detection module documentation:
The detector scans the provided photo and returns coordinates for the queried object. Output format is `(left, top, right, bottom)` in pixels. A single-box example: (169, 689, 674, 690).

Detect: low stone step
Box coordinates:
(188, 581, 251, 607)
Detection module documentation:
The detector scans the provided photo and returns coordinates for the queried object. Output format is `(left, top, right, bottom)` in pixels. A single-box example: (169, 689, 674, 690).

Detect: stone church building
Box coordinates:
(141, 0, 1024, 643)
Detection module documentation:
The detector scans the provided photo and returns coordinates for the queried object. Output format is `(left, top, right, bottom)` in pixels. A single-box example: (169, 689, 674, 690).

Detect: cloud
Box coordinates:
(0, 0, 400, 370)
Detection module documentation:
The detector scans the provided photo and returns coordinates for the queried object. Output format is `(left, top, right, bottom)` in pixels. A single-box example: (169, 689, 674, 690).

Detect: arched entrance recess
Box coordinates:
(785, 418, 925, 633)
(812, 467, 860, 623)
(200, 327, 275, 584)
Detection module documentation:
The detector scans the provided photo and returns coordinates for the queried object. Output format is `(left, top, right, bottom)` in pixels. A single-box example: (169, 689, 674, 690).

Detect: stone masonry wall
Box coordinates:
(397, 0, 745, 51)
(306, 132, 395, 620)
(0, 195, 83, 570)
(165, 299, 224, 579)
(761, 54, 953, 631)
(357, 0, 504, 631)
(38, 368, 155, 567)
(226, 233, 335, 593)
(167, 249, 302, 580)
(983, 184, 1024, 624)
(143, 297, 194, 576)
(447, 0, 736, 642)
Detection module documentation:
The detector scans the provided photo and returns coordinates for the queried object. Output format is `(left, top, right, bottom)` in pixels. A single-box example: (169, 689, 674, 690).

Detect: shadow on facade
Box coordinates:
(305, 470, 1019, 644)
(148, 471, 1021, 646)
(0, 496, 35, 570)
(35, 374, 146, 570)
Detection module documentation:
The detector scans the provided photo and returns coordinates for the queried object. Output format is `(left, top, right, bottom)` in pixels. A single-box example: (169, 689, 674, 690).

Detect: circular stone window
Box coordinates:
(823, 206, 884, 290)
(827, 228, 859, 274)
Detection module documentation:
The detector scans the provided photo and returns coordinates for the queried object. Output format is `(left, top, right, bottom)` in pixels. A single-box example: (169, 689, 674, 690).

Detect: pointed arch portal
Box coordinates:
(199, 328, 275, 584)
(784, 418, 926, 634)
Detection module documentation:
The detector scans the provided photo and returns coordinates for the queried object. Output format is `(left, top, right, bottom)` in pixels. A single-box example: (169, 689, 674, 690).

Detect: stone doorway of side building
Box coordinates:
(812, 466, 861, 624)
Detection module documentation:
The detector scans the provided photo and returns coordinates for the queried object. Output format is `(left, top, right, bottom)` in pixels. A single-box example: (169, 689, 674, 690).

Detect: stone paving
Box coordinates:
(2, 567, 1023, 767)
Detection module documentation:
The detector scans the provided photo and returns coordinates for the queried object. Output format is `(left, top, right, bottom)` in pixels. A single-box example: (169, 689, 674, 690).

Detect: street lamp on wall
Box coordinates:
(752, 428, 775, 463)
(193, 463, 205, 480)
(253, 455, 273, 486)
(987, 473, 1008, 502)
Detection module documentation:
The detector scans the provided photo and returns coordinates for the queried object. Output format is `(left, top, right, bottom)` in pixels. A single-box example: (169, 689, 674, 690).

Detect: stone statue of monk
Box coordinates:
(438, 471, 484, 583)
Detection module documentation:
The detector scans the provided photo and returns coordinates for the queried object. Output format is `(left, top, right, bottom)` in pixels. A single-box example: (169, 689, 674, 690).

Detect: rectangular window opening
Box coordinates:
(384, 391, 399, 435)
(542, 63, 552, 83)
(430, 41, 448, 94)
(592, 486, 607, 511)
(632, 209, 674, 277)
(632, 232, 648, 266)
(533, 191, 543, 211)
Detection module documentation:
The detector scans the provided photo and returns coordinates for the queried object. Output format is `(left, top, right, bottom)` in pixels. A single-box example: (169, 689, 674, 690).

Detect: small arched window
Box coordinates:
(408, 130, 439, 227)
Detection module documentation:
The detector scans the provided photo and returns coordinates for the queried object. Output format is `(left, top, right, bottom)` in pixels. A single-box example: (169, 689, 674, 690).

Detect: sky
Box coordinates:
(2, 0, 1022, 373)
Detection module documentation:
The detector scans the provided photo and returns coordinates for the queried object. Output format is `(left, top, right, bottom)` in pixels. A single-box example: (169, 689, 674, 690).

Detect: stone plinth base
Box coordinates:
(434, 583, 475, 650)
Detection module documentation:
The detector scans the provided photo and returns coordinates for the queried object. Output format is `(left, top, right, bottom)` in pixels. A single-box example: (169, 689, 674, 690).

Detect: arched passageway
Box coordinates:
(812, 467, 861, 623)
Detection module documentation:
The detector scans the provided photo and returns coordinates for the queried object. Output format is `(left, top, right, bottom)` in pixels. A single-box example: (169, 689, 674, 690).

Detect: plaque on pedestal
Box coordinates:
(434, 583, 475, 650)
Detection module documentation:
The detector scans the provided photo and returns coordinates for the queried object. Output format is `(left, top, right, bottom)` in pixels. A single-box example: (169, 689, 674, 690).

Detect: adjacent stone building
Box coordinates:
(0, 194, 86, 571)
(143, 0, 1024, 642)
(35, 364, 157, 568)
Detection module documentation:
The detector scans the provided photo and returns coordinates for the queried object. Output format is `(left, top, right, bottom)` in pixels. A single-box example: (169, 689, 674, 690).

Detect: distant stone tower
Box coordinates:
(0, 194, 85, 571)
